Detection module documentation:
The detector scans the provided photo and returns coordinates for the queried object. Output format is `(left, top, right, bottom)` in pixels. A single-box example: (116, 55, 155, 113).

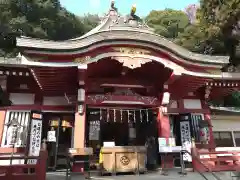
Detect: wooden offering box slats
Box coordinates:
(101, 146, 146, 174)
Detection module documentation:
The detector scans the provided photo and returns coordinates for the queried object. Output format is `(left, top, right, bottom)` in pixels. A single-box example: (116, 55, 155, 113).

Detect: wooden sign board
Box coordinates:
(27, 111, 43, 164)
(68, 147, 93, 156)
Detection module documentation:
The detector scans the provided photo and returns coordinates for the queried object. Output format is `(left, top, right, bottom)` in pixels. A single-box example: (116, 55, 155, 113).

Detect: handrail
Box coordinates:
(181, 150, 222, 180)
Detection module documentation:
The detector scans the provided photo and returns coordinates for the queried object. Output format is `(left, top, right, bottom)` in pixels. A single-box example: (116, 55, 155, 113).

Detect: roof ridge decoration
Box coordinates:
(97, 1, 153, 33)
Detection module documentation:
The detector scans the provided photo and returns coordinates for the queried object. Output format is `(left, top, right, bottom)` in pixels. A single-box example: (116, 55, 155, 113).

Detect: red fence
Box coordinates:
(0, 150, 48, 180)
(192, 148, 240, 172)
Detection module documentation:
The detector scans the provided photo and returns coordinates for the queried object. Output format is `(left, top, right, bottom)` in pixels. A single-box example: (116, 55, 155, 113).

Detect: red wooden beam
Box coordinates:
(86, 77, 154, 87)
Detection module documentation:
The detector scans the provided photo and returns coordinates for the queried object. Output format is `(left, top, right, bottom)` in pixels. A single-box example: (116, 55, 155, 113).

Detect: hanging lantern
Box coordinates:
(162, 92, 170, 105)
(78, 88, 85, 102)
(50, 120, 59, 127)
(62, 120, 71, 132)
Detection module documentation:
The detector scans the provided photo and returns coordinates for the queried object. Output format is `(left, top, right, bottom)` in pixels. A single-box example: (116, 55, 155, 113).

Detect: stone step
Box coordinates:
(47, 170, 238, 180)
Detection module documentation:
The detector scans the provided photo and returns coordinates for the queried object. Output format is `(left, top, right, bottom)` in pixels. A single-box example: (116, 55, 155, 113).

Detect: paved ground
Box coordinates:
(46, 169, 236, 180)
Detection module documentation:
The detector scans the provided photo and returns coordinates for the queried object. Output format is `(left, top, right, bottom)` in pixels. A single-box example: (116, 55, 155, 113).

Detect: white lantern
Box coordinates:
(78, 88, 85, 102)
(162, 92, 170, 105)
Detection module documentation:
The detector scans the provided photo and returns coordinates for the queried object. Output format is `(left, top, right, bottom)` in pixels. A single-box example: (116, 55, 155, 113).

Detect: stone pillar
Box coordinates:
(73, 87, 86, 148)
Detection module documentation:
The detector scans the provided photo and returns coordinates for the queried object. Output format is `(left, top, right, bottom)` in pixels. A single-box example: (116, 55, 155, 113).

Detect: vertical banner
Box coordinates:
(89, 120, 100, 140)
(27, 111, 43, 164)
(180, 121, 192, 162)
(191, 114, 204, 142)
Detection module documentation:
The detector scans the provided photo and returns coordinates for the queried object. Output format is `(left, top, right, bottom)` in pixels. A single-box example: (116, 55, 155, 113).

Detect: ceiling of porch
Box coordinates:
(168, 75, 213, 99)
(30, 67, 78, 96)
(85, 57, 173, 96)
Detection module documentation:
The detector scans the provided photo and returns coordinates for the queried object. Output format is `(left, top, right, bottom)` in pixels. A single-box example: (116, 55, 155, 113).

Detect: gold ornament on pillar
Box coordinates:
(78, 104, 84, 115)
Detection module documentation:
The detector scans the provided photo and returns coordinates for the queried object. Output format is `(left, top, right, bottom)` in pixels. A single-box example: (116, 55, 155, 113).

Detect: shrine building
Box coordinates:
(0, 1, 239, 169)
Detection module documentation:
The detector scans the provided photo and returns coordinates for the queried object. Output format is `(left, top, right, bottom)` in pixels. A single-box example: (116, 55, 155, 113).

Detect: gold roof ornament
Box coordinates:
(131, 4, 137, 15)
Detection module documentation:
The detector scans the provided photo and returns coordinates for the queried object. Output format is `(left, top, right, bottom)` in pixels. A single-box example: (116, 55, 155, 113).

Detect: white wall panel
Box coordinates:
(9, 93, 35, 105)
(183, 99, 202, 109)
(43, 96, 69, 105)
(212, 119, 240, 131)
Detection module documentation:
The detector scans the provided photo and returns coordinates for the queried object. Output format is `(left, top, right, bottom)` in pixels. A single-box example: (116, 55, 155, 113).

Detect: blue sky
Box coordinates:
(60, 0, 199, 17)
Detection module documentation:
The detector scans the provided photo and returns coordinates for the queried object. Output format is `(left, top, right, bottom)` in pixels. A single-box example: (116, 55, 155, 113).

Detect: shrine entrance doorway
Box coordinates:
(86, 107, 159, 166)
(42, 113, 74, 170)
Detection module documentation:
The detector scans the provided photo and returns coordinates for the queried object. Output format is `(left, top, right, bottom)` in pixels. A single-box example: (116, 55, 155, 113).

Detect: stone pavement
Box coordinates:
(46, 169, 235, 180)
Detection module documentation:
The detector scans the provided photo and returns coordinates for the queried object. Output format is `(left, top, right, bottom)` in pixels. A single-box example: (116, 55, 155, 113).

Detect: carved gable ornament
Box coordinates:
(107, 88, 139, 96)
(74, 56, 91, 64)
(112, 56, 151, 69)
(112, 47, 152, 69)
(113, 47, 150, 57)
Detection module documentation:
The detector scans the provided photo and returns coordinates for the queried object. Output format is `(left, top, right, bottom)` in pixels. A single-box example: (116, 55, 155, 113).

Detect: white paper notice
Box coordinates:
(103, 142, 115, 147)
(180, 121, 192, 162)
(47, 130, 56, 142)
(89, 121, 100, 140)
(129, 128, 136, 139)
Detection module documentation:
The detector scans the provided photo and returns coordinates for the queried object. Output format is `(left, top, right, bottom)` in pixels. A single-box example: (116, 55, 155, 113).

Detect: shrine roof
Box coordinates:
(0, 54, 238, 80)
(16, 2, 229, 66)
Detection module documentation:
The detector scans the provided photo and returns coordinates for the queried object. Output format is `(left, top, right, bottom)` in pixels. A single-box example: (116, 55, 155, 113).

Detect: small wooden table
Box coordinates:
(100, 146, 146, 175)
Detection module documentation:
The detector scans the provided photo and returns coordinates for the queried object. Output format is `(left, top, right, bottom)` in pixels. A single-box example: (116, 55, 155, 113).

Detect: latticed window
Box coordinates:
(1, 111, 30, 147)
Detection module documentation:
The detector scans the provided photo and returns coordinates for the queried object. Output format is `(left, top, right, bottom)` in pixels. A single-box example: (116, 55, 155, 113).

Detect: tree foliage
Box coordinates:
(199, 0, 240, 65)
(0, 0, 100, 57)
(145, 3, 240, 106)
(146, 9, 189, 40)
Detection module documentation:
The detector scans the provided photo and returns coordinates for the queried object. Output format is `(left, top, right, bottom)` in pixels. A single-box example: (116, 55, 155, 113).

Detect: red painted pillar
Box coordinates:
(157, 107, 170, 138)
(36, 150, 48, 180)
(157, 107, 173, 168)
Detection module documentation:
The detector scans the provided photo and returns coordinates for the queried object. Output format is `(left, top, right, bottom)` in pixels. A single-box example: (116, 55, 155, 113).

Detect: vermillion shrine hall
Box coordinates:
(0, 1, 239, 170)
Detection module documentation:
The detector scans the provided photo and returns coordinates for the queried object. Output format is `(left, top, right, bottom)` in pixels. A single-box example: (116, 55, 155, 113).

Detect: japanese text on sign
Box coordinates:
(180, 121, 192, 162)
(89, 121, 100, 140)
(28, 119, 42, 156)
